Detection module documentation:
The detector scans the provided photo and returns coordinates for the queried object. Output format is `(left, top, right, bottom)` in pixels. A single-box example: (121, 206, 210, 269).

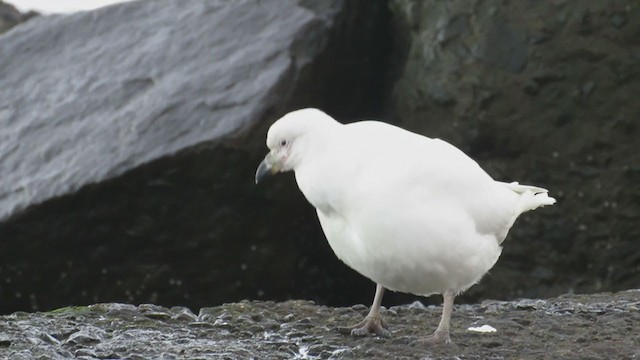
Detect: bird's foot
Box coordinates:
(338, 314, 391, 338)
(415, 329, 452, 345)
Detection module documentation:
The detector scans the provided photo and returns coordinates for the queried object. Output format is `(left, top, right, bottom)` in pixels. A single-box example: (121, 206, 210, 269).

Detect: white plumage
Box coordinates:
(256, 108, 555, 344)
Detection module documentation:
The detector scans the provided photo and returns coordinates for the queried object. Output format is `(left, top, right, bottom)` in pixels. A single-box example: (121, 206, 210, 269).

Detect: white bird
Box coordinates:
(255, 108, 555, 344)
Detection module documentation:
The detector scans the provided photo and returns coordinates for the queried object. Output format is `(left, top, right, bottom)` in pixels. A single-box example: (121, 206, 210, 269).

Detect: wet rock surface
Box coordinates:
(0, 290, 638, 359)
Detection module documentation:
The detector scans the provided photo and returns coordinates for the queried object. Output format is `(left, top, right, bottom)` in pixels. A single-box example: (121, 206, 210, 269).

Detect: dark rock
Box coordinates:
(0, 1, 23, 34)
(475, 20, 528, 73)
(529, 32, 551, 45)
(581, 81, 595, 97)
(169, 306, 197, 322)
(531, 70, 566, 86)
(390, 0, 640, 305)
(63, 326, 106, 345)
(426, 82, 456, 106)
(0, 290, 638, 359)
(610, 13, 627, 28)
(437, 15, 470, 45)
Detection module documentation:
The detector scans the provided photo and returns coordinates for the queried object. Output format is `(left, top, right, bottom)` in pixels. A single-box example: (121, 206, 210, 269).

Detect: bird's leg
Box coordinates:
(418, 290, 455, 345)
(339, 283, 390, 337)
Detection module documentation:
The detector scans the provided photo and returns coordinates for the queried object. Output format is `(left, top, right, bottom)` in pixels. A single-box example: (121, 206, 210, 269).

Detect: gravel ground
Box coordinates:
(0, 290, 638, 359)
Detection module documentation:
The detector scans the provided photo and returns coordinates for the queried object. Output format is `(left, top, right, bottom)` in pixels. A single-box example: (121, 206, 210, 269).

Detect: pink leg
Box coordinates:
(339, 283, 390, 337)
(418, 290, 455, 345)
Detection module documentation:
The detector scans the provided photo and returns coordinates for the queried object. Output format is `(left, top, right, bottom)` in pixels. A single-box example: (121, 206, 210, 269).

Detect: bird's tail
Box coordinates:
(499, 181, 557, 214)
(494, 181, 555, 244)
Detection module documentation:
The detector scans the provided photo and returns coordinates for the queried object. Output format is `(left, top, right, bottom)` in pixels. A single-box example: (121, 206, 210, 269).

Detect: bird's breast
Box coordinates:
(315, 209, 370, 271)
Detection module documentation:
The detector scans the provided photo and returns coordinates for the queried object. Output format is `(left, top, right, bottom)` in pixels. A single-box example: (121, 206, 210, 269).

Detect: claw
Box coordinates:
(338, 314, 391, 338)
(414, 330, 452, 345)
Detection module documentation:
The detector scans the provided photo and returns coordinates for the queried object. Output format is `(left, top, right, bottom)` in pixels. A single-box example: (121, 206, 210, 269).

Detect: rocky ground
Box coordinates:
(0, 290, 638, 359)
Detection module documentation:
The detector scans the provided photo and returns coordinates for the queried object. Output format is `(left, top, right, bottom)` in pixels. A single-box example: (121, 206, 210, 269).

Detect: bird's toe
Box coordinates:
(339, 315, 391, 338)
(413, 330, 452, 346)
(350, 327, 371, 337)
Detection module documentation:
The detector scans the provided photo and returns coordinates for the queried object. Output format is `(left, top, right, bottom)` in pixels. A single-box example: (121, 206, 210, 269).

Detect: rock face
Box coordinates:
(0, 290, 638, 359)
(0, 0, 340, 220)
(389, 0, 640, 301)
(0, 0, 390, 313)
(0, 2, 21, 34)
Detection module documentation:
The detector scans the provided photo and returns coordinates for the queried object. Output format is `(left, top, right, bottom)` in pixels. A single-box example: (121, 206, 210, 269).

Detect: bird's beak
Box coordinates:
(255, 152, 280, 184)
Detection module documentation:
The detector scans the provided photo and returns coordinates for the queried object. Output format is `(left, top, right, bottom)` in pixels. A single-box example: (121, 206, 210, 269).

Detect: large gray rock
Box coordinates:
(389, 0, 640, 301)
(0, 290, 638, 359)
(0, 0, 390, 313)
(0, 0, 334, 219)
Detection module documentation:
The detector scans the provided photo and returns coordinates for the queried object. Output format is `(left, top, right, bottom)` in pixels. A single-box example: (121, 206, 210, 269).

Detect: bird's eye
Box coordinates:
(280, 140, 288, 147)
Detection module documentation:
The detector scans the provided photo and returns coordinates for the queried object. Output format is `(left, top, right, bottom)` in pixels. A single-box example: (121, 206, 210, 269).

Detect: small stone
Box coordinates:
(426, 82, 456, 106)
(237, 314, 255, 324)
(515, 299, 546, 310)
(74, 348, 98, 358)
(170, 307, 197, 322)
(187, 321, 214, 328)
(248, 324, 265, 333)
(530, 33, 551, 45)
(483, 341, 503, 348)
(293, 319, 314, 329)
(63, 327, 106, 345)
(581, 82, 595, 97)
(532, 71, 565, 85)
(610, 14, 626, 28)
(143, 312, 171, 321)
(90, 303, 137, 313)
(197, 308, 220, 322)
(264, 320, 281, 331)
(287, 331, 309, 338)
(351, 304, 368, 311)
(212, 319, 235, 332)
(7, 351, 34, 360)
(436, 16, 469, 45)
(524, 80, 539, 95)
(158, 354, 178, 360)
(306, 344, 327, 356)
(575, 336, 587, 343)
(406, 301, 427, 309)
(39, 332, 61, 345)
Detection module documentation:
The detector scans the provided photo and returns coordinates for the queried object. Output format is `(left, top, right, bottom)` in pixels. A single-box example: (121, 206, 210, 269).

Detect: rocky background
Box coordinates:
(0, 0, 638, 316)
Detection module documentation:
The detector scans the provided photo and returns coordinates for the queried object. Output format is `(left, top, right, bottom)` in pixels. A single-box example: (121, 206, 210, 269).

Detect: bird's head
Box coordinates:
(255, 108, 338, 184)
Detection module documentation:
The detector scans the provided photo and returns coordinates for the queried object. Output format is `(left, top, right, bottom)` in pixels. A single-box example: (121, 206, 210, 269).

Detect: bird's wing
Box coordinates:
(336, 121, 520, 242)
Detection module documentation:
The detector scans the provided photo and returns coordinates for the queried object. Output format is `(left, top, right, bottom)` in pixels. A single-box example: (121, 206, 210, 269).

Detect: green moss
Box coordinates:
(46, 306, 92, 315)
